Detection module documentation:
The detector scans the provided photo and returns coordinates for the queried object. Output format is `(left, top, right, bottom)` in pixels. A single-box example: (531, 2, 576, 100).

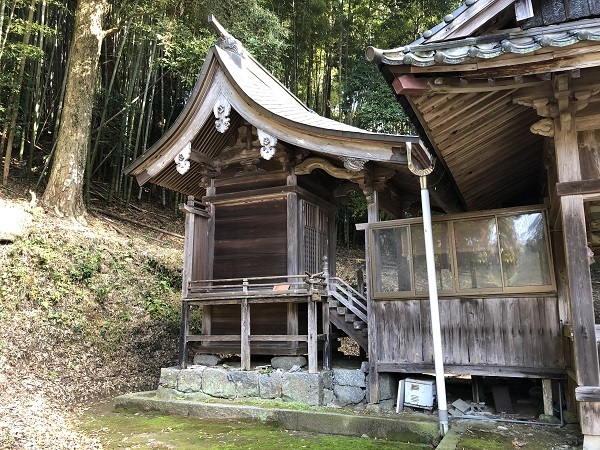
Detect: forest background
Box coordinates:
(0, 0, 458, 233)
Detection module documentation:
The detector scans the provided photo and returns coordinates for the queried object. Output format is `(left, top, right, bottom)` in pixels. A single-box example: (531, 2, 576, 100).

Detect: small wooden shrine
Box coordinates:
(125, 17, 456, 373)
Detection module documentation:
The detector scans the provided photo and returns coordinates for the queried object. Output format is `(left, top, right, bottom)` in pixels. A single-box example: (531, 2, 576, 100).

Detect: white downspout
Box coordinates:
(407, 142, 448, 436)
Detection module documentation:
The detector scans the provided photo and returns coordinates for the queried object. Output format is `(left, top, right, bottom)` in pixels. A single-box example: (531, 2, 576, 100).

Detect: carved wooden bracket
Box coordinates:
(530, 118, 554, 137)
(514, 73, 600, 132)
(295, 157, 363, 181)
(174, 142, 192, 175)
(340, 156, 368, 171)
(213, 93, 232, 133)
(257, 129, 277, 160)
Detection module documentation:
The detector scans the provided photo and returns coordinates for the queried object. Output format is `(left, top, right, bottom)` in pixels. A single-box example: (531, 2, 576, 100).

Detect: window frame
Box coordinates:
(367, 206, 556, 300)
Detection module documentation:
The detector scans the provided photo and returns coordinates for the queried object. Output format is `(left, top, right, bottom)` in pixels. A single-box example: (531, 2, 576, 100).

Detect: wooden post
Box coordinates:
(287, 179, 299, 352)
(365, 186, 380, 403)
(179, 195, 196, 369)
(542, 379, 554, 415)
(179, 302, 190, 368)
(553, 104, 600, 447)
(241, 299, 251, 370)
(308, 297, 318, 374)
(322, 255, 332, 370)
(555, 117, 600, 388)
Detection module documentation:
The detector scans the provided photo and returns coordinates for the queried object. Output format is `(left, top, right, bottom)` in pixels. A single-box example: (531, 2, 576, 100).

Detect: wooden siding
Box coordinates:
(372, 296, 564, 374)
(213, 197, 287, 279)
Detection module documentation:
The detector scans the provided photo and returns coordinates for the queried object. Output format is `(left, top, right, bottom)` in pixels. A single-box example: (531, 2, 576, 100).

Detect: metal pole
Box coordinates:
(420, 175, 448, 436)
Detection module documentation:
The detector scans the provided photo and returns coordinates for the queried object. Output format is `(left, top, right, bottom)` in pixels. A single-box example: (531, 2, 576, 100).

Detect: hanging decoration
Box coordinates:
(257, 129, 277, 160)
(213, 93, 232, 133)
(174, 142, 192, 175)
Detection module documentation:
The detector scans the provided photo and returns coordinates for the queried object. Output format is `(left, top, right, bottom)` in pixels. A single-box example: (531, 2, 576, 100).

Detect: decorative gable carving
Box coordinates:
(213, 93, 232, 133)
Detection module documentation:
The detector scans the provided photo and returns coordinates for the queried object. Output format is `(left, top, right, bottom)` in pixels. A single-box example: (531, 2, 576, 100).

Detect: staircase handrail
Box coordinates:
(330, 276, 367, 303)
(330, 277, 367, 323)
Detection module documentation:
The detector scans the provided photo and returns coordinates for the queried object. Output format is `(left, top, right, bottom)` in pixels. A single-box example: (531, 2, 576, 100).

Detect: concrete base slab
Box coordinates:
(115, 391, 439, 443)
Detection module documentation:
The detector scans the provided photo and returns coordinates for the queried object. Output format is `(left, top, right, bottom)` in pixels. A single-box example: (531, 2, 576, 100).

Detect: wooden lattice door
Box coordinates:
(301, 199, 329, 274)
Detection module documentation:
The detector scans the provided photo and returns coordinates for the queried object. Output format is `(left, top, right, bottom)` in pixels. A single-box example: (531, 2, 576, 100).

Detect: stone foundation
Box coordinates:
(157, 363, 398, 409)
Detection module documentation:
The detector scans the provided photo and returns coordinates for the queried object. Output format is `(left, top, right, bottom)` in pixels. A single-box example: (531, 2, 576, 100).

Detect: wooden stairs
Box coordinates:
(327, 277, 368, 352)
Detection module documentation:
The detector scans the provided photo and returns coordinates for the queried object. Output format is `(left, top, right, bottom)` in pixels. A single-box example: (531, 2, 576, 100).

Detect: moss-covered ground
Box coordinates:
(79, 403, 433, 449)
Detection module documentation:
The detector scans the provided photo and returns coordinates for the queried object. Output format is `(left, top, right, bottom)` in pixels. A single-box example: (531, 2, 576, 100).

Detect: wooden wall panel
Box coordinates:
(210, 303, 288, 335)
(213, 198, 287, 279)
(373, 296, 563, 372)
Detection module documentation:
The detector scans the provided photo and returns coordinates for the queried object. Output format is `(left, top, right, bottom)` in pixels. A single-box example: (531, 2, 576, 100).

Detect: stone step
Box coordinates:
(353, 321, 366, 330)
(344, 313, 356, 322)
(336, 306, 347, 315)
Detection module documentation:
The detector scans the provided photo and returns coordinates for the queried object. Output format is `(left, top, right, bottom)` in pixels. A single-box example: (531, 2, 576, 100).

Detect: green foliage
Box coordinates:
(344, 58, 414, 134)
(155, 18, 214, 88)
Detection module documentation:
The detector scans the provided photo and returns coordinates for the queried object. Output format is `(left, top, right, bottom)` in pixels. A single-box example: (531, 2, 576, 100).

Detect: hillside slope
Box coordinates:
(0, 187, 184, 449)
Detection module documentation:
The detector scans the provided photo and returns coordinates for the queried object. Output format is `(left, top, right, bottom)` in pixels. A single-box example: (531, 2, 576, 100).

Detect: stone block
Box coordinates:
(323, 388, 335, 406)
(360, 361, 370, 373)
(202, 367, 236, 399)
(159, 367, 180, 389)
(177, 368, 204, 393)
(258, 371, 284, 399)
(282, 372, 322, 406)
(378, 373, 397, 400)
(155, 386, 182, 399)
(229, 370, 259, 398)
(333, 384, 365, 406)
(321, 370, 333, 390)
(193, 354, 221, 366)
(333, 368, 366, 388)
(271, 356, 307, 370)
(539, 414, 561, 424)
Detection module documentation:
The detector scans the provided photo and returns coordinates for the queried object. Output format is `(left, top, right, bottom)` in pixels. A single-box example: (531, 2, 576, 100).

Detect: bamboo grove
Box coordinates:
(0, 0, 457, 212)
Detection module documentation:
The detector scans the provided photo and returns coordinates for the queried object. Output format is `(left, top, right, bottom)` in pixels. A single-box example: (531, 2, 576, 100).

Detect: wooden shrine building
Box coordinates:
(125, 17, 461, 373)
(366, 0, 600, 445)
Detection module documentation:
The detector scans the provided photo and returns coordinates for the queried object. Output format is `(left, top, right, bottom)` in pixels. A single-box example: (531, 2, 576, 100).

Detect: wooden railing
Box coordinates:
(329, 276, 368, 323)
(186, 274, 327, 300)
(180, 273, 329, 373)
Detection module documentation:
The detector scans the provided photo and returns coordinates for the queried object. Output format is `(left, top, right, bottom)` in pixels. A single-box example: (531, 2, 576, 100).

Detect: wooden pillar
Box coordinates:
(308, 297, 318, 374)
(179, 196, 196, 369)
(365, 187, 380, 403)
(542, 379, 554, 415)
(322, 256, 332, 370)
(287, 171, 299, 352)
(555, 118, 600, 388)
(554, 108, 600, 446)
(241, 298, 251, 370)
(179, 302, 190, 368)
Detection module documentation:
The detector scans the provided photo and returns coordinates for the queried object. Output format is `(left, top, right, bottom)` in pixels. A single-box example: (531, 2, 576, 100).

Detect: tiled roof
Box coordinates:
(366, 19, 600, 67)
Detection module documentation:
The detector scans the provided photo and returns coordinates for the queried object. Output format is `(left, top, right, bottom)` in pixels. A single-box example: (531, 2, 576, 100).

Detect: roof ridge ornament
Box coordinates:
(208, 14, 246, 58)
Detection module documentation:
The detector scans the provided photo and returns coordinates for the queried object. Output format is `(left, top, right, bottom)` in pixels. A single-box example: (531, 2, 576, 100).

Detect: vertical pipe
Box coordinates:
(420, 176, 448, 436)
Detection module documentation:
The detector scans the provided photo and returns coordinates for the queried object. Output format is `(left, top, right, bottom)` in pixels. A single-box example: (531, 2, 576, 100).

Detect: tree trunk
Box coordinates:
(42, 0, 106, 217)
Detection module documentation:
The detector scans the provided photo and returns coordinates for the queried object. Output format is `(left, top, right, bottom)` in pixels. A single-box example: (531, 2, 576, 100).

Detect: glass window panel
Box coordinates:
(498, 213, 551, 287)
(372, 227, 411, 293)
(411, 223, 453, 292)
(454, 218, 502, 290)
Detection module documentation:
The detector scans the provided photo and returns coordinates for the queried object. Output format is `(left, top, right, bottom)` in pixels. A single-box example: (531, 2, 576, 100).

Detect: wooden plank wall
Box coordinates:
(213, 197, 288, 278)
(373, 296, 563, 370)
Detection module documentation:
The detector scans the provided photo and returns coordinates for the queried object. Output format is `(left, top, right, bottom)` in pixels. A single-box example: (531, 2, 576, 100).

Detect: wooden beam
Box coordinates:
(392, 75, 431, 95)
(557, 179, 600, 196)
(576, 386, 600, 402)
